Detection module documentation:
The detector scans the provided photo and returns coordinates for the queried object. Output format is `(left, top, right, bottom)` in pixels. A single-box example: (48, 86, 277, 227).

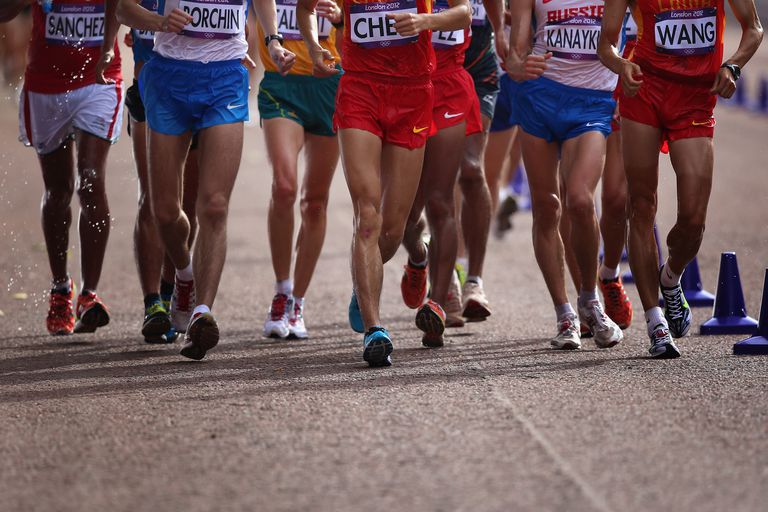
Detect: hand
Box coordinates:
(387, 12, 429, 37)
(268, 41, 296, 76)
(710, 66, 737, 98)
(241, 53, 257, 70)
(506, 52, 551, 81)
(160, 8, 191, 33)
(124, 31, 134, 48)
(494, 29, 508, 64)
(619, 60, 643, 97)
(612, 101, 620, 127)
(315, 0, 342, 24)
(309, 47, 340, 77)
(95, 48, 115, 84)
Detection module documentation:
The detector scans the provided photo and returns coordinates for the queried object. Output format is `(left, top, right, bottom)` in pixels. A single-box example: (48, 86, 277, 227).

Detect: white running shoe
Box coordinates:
(648, 322, 681, 359)
(171, 277, 195, 333)
(445, 271, 465, 328)
(462, 280, 491, 322)
(263, 293, 290, 339)
(578, 300, 623, 348)
(551, 314, 582, 350)
(288, 299, 308, 339)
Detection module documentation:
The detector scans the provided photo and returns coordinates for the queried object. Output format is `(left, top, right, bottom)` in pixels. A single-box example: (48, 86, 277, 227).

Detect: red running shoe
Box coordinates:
(415, 299, 446, 348)
(74, 291, 110, 333)
(47, 281, 75, 336)
(599, 277, 633, 329)
(401, 261, 428, 309)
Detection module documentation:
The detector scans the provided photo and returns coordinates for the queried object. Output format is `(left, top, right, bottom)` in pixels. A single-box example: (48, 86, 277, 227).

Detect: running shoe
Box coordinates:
(455, 262, 467, 287)
(494, 194, 518, 239)
(46, 282, 75, 336)
(462, 281, 491, 322)
(171, 277, 195, 333)
(348, 292, 364, 333)
(180, 311, 219, 360)
(551, 314, 581, 350)
(580, 323, 593, 339)
(648, 322, 681, 359)
(599, 277, 633, 329)
(416, 299, 447, 348)
(74, 291, 110, 333)
(288, 299, 308, 339)
(363, 327, 393, 367)
(578, 300, 623, 348)
(445, 271, 465, 328)
(264, 293, 290, 339)
(401, 261, 428, 309)
(659, 273, 692, 338)
(142, 300, 172, 343)
(163, 327, 180, 344)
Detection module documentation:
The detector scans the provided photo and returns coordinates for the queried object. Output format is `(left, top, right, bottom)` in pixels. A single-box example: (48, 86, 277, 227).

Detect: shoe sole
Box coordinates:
(462, 300, 491, 322)
(551, 340, 581, 350)
(180, 316, 219, 360)
(421, 333, 444, 348)
(363, 337, 393, 367)
(49, 329, 73, 336)
(265, 330, 289, 339)
(142, 315, 172, 340)
(446, 317, 465, 328)
(287, 331, 309, 340)
(668, 322, 691, 339)
(415, 307, 445, 337)
(650, 342, 681, 359)
(74, 303, 110, 333)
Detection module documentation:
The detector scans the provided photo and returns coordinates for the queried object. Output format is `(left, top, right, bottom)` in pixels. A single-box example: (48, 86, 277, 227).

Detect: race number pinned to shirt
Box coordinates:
(545, 15, 601, 61)
(349, 0, 418, 49)
(470, 0, 486, 26)
(179, 0, 244, 40)
(136, 0, 157, 41)
(432, 0, 464, 49)
(45, 3, 105, 47)
(655, 8, 717, 56)
(277, 0, 332, 40)
(623, 10, 637, 42)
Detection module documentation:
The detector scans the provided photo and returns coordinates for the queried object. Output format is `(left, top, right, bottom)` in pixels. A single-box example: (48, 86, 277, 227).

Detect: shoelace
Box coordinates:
(291, 303, 303, 323)
(663, 287, 685, 320)
(604, 283, 625, 305)
(651, 325, 671, 344)
(405, 265, 425, 289)
(175, 281, 193, 310)
(586, 302, 610, 328)
(270, 294, 288, 321)
(50, 293, 72, 319)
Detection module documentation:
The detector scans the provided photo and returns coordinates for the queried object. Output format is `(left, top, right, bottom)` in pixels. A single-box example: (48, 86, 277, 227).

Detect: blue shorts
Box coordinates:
(516, 77, 615, 143)
(490, 73, 520, 133)
(139, 56, 249, 135)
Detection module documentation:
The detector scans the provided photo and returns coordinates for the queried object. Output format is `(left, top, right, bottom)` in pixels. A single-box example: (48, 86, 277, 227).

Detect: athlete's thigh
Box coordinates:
(380, 142, 426, 227)
(520, 131, 560, 201)
(461, 116, 491, 175)
(423, 123, 465, 198)
(74, 129, 112, 178)
(263, 117, 305, 183)
(668, 137, 714, 215)
(149, 129, 194, 205)
(302, 133, 339, 200)
(621, 118, 662, 196)
(338, 128, 384, 214)
(196, 123, 244, 200)
(130, 120, 151, 195)
(560, 131, 605, 195)
(601, 132, 626, 196)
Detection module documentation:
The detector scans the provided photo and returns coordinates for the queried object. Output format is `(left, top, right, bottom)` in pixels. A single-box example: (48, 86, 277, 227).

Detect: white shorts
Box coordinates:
(19, 82, 124, 155)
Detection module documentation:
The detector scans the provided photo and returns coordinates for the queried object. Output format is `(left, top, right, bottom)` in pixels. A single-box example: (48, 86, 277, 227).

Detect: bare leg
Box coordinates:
(39, 141, 75, 284)
(161, 146, 199, 284)
(484, 127, 514, 213)
(600, 132, 628, 271)
(459, 116, 492, 277)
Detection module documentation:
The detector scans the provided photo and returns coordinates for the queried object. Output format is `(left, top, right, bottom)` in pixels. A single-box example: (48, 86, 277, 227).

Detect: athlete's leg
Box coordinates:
(600, 132, 628, 272)
(485, 127, 513, 214)
(39, 141, 76, 284)
(161, 147, 199, 285)
(193, 123, 244, 308)
(559, 176, 582, 291)
(293, 132, 339, 297)
(74, 130, 112, 291)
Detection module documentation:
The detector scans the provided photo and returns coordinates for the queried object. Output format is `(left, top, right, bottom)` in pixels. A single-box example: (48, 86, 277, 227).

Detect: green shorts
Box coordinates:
(257, 71, 341, 136)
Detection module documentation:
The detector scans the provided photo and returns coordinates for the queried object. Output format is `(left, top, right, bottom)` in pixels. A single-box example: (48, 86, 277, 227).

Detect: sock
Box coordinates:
(408, 255, 428, 268)
(293, 296, 304, 308)
(456, 257, 468, 270)
(160, 279, 174, 300)
(176, 261, 193, 282)
(599, 264, 620, 281)
(81, 287, 95, 296)
(645, 307, 665, 333)
(193, 304, 210, 317)
(660, 260, 681, 287)
(144, 293, 161, 310)
(555, 303, 575, 320)
(275, 279, 293, 296)
(52, 278, 71, 294)
(466, 275, 483, 287)
(578, 288, 599, 307)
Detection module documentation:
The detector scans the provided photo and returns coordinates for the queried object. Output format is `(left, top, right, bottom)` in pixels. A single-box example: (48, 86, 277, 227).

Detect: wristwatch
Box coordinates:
(265, 34, 284, 46)
(722, 63, 741, 81)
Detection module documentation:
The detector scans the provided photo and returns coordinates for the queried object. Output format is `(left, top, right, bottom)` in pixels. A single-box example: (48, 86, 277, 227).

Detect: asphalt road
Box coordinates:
(1, 37, 767, 512)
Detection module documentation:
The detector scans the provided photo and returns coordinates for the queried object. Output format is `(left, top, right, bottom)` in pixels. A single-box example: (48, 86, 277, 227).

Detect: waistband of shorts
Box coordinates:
(263, 69, 342, 82)
(343, 70, 431, 85)
(152, 55, 243, 69)
(633, 59, 715, 88)
(432, 65, 466, 79)
(531, 76, 613, 98)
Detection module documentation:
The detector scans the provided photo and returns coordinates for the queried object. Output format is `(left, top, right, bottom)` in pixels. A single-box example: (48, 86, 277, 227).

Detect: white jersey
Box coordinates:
(154, 0, 248, 62)
(532, 0, 617, 91)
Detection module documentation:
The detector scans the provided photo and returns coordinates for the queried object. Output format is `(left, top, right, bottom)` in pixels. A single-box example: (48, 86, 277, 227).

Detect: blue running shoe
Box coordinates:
(363, 327, 393, 367)
(163, 326, 180, 343)
(348, 292, 364, 333)
(659, 269, 692, 338)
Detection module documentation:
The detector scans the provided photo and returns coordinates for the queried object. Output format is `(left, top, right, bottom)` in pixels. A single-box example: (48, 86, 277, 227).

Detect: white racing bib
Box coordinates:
(349, 0, 417, 49)
(545, 15, 601, 61)
(179, 0, 244, 40)
(623, 10, 637, 42)
(136, 0, 156, 40)
(45, 3, 105, 47)
(277, 0, 331, 40)
(654, 7, 716, 56)
(470, 0, 485, 26)
(432, 0, 464, 49)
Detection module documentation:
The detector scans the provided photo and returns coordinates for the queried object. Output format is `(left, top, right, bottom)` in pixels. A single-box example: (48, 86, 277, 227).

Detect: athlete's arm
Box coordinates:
(387, 0, 470, 37)
(0, 0, 32, 23)
(597, 0, 642, 96)
(96, 0, 121, 85)
(712, 0, 764, 98)
(252, 0, 296, 75)
(297, 0, 339, 77)
(483, 0, 507, 63)
(116, 0, 191, 33)
(505, 0, 549, 81)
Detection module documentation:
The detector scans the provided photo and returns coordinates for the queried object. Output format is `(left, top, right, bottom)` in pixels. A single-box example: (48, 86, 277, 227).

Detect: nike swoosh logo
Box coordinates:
(543, 0, 555, 3)
(692, 120, 712, 126)
(227, 103, 245, 110)
(444, 112, 463, 119)
(413, 126, 429, 133)
(585, 122, 604, 127)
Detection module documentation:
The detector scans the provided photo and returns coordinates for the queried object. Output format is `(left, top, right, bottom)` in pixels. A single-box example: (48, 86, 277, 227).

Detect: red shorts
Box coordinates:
(619, 71, 716, 141)
(430, 69, 483, 136)
(333, 73, 434, 150)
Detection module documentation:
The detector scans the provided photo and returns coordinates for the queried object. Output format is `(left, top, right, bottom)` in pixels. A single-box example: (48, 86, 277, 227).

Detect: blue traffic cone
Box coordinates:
(679, 257, 715, 307)
(733, 269, 768, 355)
(700, 253, 759, 335)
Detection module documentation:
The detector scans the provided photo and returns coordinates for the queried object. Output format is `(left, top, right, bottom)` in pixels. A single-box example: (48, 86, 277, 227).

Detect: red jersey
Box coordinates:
(25, 0, 122, 94)
(342, 0, 435, 81)
(631, 0, 724, 85)
(432, 0, 470, 73)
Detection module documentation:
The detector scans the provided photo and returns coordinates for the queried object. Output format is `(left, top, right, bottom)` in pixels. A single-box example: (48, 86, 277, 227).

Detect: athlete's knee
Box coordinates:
(43, 182, 74, 211)
(459, 158, 484, 185)
(355, 202, 382, 241)
(138, 192, 154, 224)
(675, 211, 706, 242)
(532, 194, 562, 230)
(197, 192, 230, 227)
(602, 192, 628, 222)
(565, 191, 596, 222)
(300, 196, 327, 225)
(425, 192, 454, 222)
(271, 173, 298, 208)
(76, 166, 106, 200)
(629, 190, 657, 224)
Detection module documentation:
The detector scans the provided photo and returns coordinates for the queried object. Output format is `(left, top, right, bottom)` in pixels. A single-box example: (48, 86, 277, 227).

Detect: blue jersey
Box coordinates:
(132, 0, 158, 63)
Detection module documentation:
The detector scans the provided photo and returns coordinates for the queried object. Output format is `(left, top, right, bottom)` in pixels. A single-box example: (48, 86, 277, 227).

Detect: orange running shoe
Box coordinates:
(47, 281, 75, 336)
(74, 291, 111, 333)
(415, 299, 446, 348)
(401, 261, 428, 309)
(599, 277, 633, 329)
